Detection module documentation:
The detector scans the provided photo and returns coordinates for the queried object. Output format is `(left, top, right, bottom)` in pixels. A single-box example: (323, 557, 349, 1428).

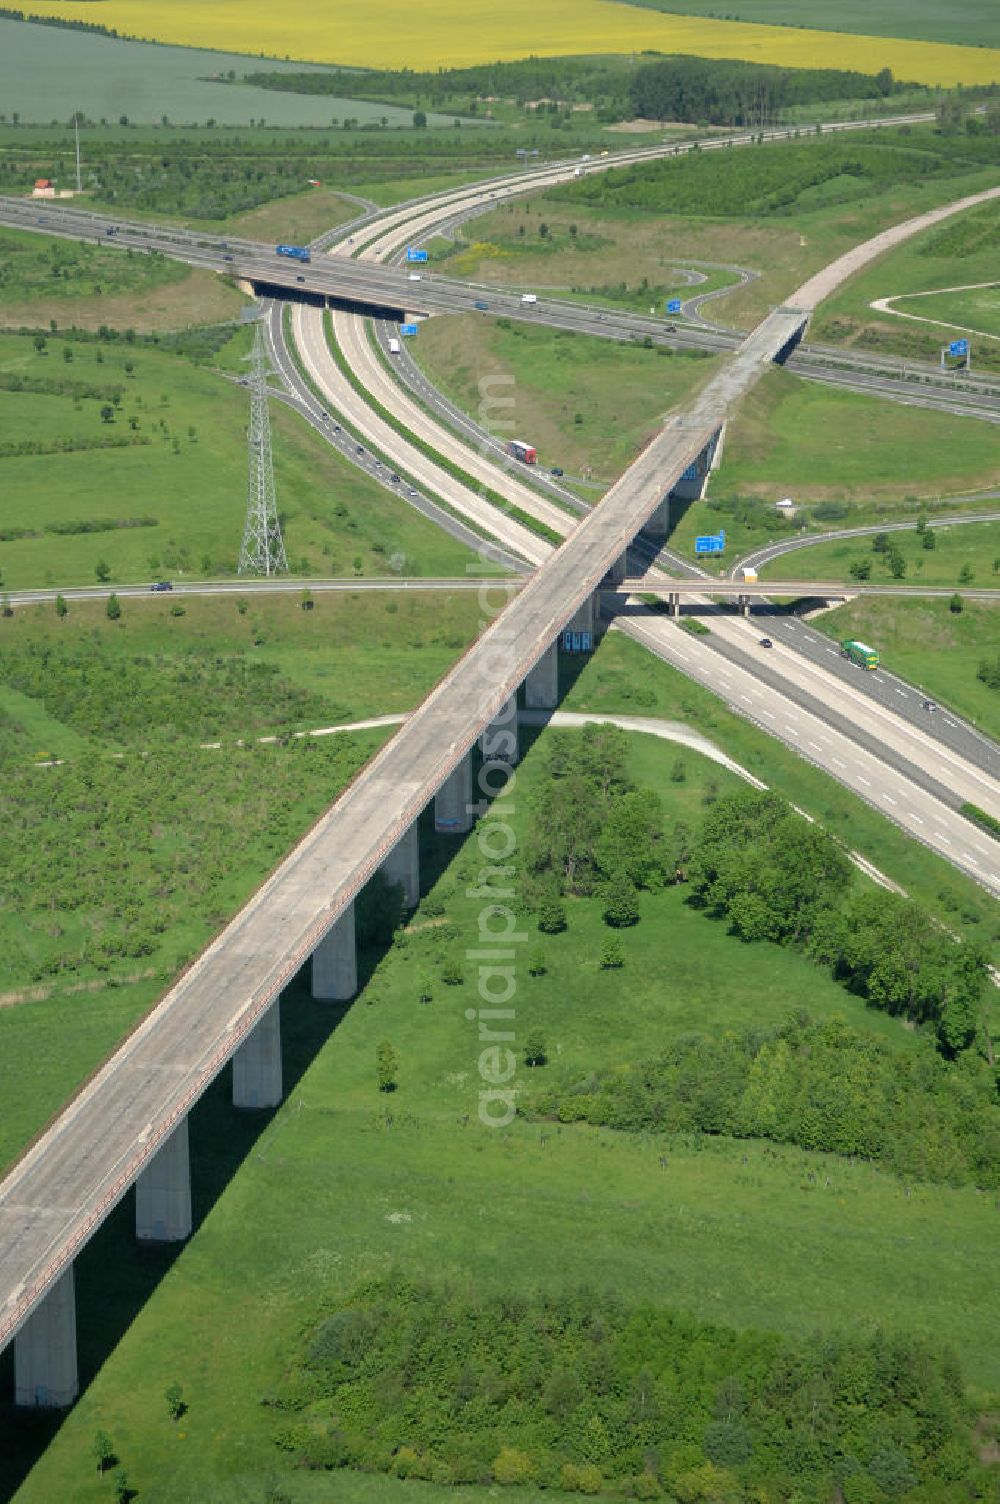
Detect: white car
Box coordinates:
(408, 272, 421, 281)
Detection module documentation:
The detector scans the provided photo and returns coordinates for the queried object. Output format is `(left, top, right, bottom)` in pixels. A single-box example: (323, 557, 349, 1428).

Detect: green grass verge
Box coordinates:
(4, 720, 998, 1503)
(0, 329, 490, 587)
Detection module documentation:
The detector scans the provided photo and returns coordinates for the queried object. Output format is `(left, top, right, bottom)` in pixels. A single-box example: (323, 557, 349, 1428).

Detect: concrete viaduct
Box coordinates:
(3, 178, 999, 1411)
(0, 300, 799, 1407)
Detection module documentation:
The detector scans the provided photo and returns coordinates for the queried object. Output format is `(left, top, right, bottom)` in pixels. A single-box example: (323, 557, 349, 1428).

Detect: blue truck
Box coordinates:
(276, 244, 311, 263)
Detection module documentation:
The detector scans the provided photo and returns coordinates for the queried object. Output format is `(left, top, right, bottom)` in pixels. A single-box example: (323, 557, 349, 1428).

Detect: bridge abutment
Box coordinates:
(136, 1119, 192, 1244)
(524, 641, 558, 708)
(480, 695, 519, 766)
(435, 753, 473, 834)
(233, 1000, 282, 1109)
(312, 901, 357, 1001)
(14, 1265, 78, 1409)
(382, 823, 420, 908)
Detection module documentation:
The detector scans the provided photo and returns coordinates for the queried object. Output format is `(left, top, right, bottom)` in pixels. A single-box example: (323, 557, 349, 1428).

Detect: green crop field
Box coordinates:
(0, 328, 493, 588)
(412, 314, 719, 483)
(809, 596, 1000, 743)
(0, 18, 461, 128)
(607, 0, 1000, 48)
(3, 704, 997, 1502)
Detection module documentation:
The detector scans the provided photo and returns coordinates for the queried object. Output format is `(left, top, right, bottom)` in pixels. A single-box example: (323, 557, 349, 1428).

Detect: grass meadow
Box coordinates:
(3, 712, 998, 1503)
(889, 282, 1000, 342)
(0, 590, 487, 1172)
(0, 329, 489, 587)
(759, 519, 1000, 591)
(18, 0, 1000, 80)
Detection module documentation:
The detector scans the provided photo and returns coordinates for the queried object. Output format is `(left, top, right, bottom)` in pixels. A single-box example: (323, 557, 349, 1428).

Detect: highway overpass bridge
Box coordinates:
(3, 166, 1000, 428)
(2, 177, 1000, 1414)
(0, 299, 793, 1405)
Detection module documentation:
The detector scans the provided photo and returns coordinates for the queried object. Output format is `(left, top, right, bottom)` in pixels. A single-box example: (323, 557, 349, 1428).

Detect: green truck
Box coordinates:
(841, 639, 879, 670)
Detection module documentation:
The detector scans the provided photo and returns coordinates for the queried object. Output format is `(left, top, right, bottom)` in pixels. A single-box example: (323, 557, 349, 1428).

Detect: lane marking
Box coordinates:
(808, 740, 823, 751)
(784, 726, 800, 737)
(894, 689, 907, 698)
(938, 835, 952, 846)
(832, 757, 846, 769)
(911, 814, 923, 825)
(857, 775, 871, 787)
(883, 793, 897, 806)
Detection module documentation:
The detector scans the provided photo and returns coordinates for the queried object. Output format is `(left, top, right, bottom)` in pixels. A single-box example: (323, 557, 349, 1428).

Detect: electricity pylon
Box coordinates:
(238, 320, 287, 577)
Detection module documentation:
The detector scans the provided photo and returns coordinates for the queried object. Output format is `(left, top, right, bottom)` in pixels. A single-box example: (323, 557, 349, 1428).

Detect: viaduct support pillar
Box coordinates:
(233, 1000, 282, 1109)
(382, 822, 420, 909)
(562, 592, 592, 640)
(604, 551, 628, 586)
(480, 695, 519, 766)
(15, 1265, 78, 1408)
(524, 642, 558, 709)
(739, 594, 751, 618)
(312, 902, 357, 1001)
(668, 592, 680, 618)
(645, 495, 671, 542)
(434, 753, 473, 834)
(136, 1118, 192, 1244)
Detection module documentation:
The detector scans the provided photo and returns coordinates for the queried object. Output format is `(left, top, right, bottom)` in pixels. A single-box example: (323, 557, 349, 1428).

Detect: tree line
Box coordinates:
(689, 791, 989, 1058)
(524, 723, 676, 934)
(556, 128, 1000, 218)
(534, 1011, 999, 1190)
(628, 57, 904, 128)
(272, 1276, 984, 1499)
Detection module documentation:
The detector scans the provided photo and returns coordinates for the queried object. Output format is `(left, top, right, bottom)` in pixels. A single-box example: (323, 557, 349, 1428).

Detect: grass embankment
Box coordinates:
(809, 597, 1000, 743)
(0, 591, 483, 1168)
(412, 314, 718, 482)
(4, 709, 998, 1503)
(812, 199, 1000, 369)
(0, 328, 491, 587)
(0, 224, 244, 332)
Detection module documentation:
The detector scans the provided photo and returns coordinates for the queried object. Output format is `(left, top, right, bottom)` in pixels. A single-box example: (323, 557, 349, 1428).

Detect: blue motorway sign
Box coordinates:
(406, 248, 428, 262)
(561, 630, 593, 654)
(400, 323, 419, 336)
(949, 338, 969, 356)
(681, 463, 699, 481)
(666, 298, 682, 314)
(694, 530, 726, 555)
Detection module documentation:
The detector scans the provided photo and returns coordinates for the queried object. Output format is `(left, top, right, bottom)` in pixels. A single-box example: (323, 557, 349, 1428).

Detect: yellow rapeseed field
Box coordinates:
(20, 0, 1000, 85)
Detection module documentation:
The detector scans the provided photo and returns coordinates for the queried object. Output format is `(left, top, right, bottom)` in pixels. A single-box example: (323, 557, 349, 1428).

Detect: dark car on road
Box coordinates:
(150, 581, 173, 592)
(759, 637, 772, 648)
